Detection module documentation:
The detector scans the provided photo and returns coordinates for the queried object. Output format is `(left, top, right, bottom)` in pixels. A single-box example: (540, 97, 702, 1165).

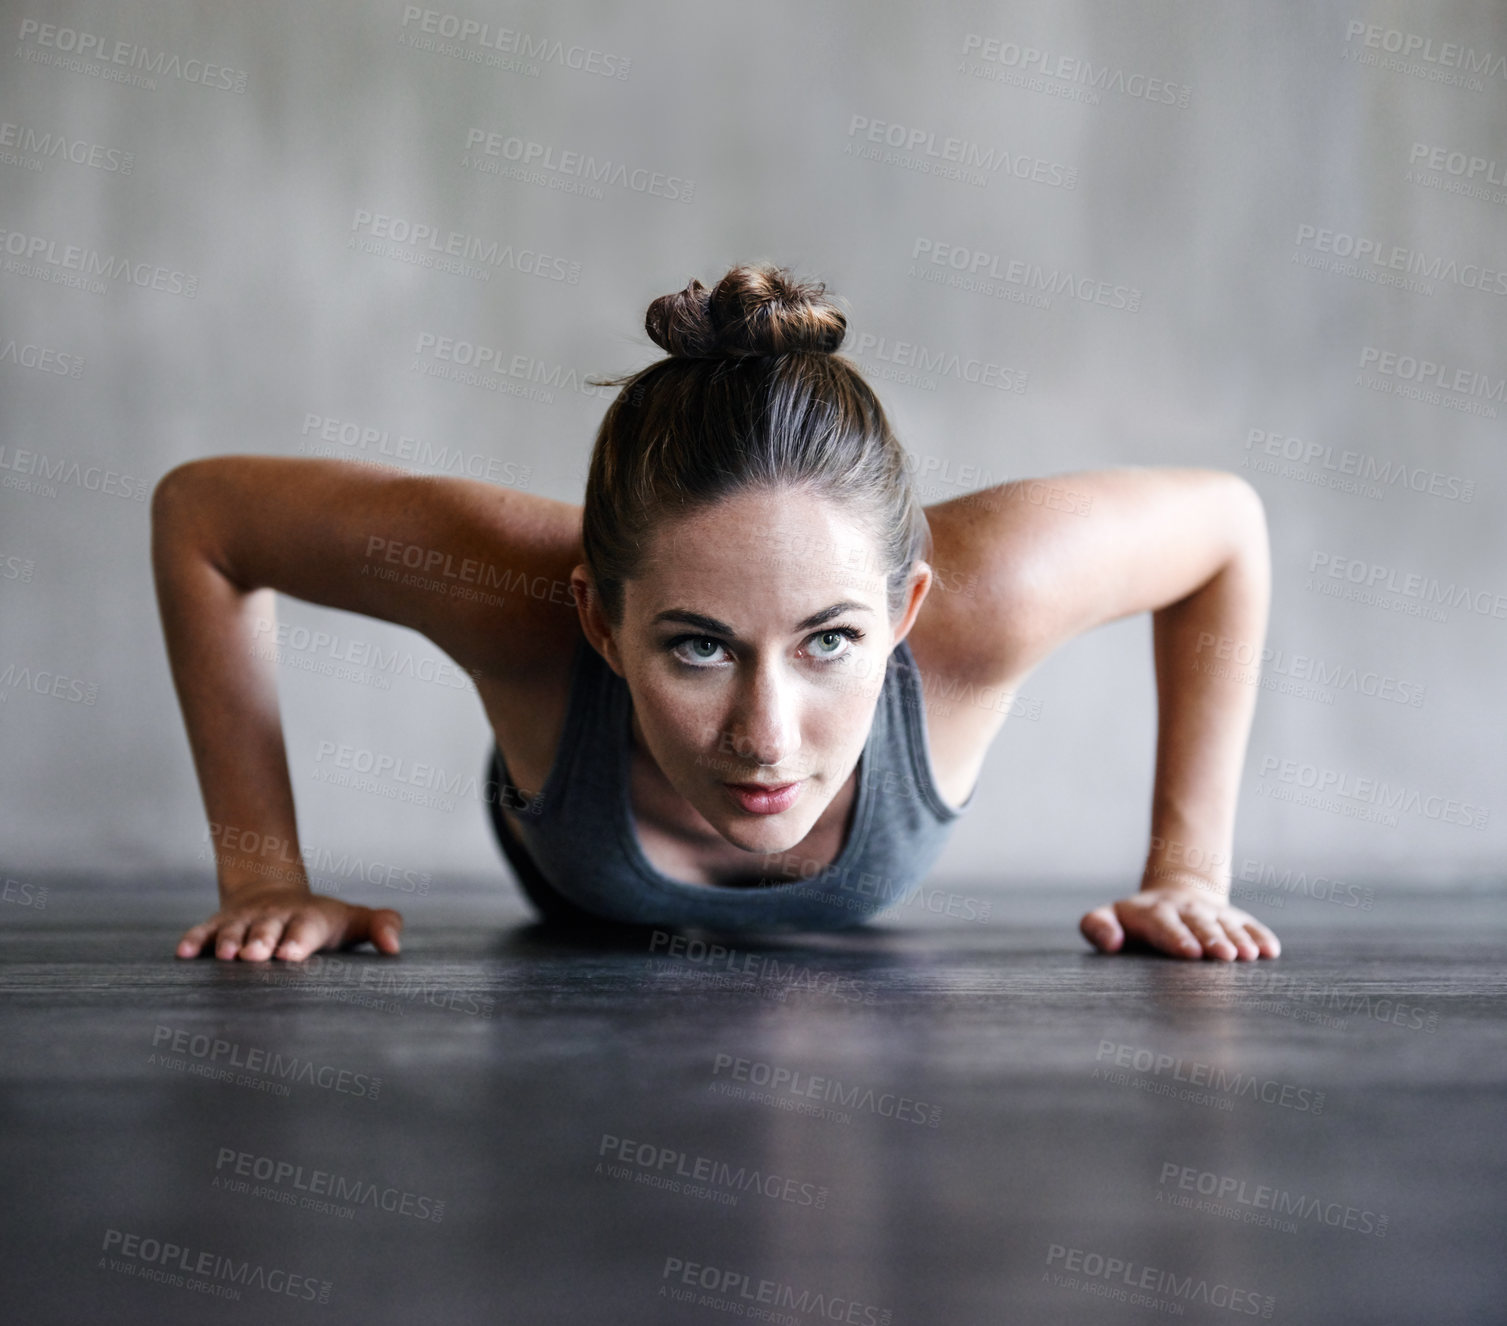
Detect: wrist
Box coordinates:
(1143, 830, 1232, 900)
(218, 866, 312, 905)
(1140, 864, 1230, 903)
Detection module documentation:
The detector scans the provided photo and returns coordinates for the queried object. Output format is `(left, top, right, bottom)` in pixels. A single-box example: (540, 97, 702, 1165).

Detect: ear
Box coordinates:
(889, 560, 934, 649)
(570, 564, 626, 676)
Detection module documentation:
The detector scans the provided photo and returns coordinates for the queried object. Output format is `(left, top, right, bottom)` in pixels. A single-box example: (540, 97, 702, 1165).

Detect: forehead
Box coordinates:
(637, 488, 888, 608)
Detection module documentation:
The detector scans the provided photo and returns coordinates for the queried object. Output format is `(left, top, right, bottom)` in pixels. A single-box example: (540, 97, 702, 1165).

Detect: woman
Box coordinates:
(153, 263, 1279, 963)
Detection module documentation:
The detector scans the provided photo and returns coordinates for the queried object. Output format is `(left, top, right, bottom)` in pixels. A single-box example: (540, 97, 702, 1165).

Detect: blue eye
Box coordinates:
(808, 628, 863, 659)
(666, 626, 865, 669)
(671, 636, 727, 666)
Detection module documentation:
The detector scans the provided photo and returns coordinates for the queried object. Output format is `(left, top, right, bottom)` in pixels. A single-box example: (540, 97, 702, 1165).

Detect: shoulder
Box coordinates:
(900, 467, 1264, 799)
(155, 454, 589, 688)
(908, 466, 1263, 688)
(414, 482, 586, 685)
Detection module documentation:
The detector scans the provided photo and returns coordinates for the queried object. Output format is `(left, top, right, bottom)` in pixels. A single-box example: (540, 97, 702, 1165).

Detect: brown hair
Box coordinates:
(582, 263, 931, 627)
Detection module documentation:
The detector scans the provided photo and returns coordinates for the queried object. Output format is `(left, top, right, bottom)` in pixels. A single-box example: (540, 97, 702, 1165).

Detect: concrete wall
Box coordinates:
(2, 1, 1502, 901)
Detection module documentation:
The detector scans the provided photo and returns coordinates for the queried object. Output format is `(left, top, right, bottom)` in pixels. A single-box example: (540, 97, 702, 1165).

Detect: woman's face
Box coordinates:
(575, 487, 930, 856)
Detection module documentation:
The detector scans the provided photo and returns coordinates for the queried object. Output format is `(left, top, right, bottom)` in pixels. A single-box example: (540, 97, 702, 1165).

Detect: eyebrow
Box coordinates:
(651, 601, 873, 636)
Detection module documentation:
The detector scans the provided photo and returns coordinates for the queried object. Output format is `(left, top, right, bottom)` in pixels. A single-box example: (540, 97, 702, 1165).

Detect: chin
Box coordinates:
(711, 807, 815, 856)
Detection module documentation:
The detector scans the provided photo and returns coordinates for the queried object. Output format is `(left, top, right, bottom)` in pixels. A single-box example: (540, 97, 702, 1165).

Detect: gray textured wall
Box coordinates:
(2, 1, 1503, 903)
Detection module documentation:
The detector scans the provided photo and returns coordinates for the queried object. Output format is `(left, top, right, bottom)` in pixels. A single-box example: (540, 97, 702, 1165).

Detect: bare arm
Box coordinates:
(150, 506, 308, 908)
(919, 465, 1278, 960)
(1143, 490, 1269, 902)
(150, 455, 580, 960)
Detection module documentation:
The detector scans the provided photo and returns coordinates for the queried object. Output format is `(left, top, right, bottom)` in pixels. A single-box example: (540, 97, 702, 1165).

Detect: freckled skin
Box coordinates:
(571, 487, 930, 860)
(157, 453, 1279, 963)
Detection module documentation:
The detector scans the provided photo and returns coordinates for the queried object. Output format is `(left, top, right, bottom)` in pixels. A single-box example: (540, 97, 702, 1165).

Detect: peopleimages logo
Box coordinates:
(1294, 223, 1507, 295)
(213, 1147, 444, 1222)
(149, 1025, 381, 1100)
(845, 114, 1077, 188)
(462, 127, 693, 202)
(649, 931, 874, 1005)
(1307, 550, 1507, 621)
(100, 1228, 329, 1303)
(658, 1256, 891, 1325)
(1193, 629, 1427, 708)
(0, 446, 149, 500)
(0, 338, 86, 376)
(1094, 1041, 1325, 1114)
(15, 20, 249, 92)
(911, 237, 1141, 310)
(398, 7, 631, 79)
(1358, 345, 1505, 405)
(1342, 20, 1507, 85)
(958, 33, 1193, 107)
(1257, 755, 1489, 830)
(349, 210, 581, 284)
(1408, 142, 1507, 187)
(851, 332, 1028, 393)
(1243, 428, 1473, 503)
(710, 1053, 942, 1126)
(0, 660, 98, 705)
(1158, 1160, 1388, 1238)
(298, 414, 532, 487)
(0, 223, 198, 296)
(251, 618, 478, 692)
(597, 1133, 828, 1209)
(0, 120, 134, 174)
(201, 822, 432, 896)
(1234, 856, 1375, 911)
(406, 333, 600, 400)
(1045, 1243, 1274, 1317)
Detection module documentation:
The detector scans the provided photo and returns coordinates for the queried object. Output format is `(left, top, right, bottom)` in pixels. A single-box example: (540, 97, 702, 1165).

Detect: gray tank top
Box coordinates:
(489, 633, 973, 931)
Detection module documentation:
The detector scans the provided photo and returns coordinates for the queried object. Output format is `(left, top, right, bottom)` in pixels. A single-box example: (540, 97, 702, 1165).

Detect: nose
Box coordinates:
(727, 662, 801, 771)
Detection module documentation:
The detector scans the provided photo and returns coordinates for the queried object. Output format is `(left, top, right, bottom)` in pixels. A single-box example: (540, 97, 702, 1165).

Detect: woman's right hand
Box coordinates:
(177, 887, 404, 962)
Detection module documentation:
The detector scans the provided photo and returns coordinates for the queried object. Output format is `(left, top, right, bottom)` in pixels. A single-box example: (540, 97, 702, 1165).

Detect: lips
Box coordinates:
(724, 780, 803, 815)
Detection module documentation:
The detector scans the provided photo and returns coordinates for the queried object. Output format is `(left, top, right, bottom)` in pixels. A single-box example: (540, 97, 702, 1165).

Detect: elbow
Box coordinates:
(1214, 471, 1269, 563)
(1222, 474, 1272, 615)
(1237, 475, 1269, 553)
(151, 457, 229, 545)
(151, 458, 208, 524)
(151, 460, 194, 532)
(150, 459, 220, 571)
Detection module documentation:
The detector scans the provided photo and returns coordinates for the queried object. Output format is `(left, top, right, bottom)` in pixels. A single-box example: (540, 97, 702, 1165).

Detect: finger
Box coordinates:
(1079, 905, 1124, 954)
(239, 917, 288, 963)
(337, 906, 405, 955)
(1241, 916, 1282, 959)
(1218, 917, 1261, 961)
(275, 912, 329, 962)
(1142, 901, 1203, 959)
(177, 919, 222, 959)
(1182, 910, 1237, 960)
(367, 908, 404, 955)
(214, 919, 250, 961)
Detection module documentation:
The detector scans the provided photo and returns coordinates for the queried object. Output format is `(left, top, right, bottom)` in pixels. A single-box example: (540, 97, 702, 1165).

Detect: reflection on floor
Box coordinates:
(1, 877, 1503, 1324)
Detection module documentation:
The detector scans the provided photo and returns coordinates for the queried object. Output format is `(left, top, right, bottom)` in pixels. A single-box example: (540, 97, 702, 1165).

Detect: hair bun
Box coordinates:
(645, 263, 847, 359)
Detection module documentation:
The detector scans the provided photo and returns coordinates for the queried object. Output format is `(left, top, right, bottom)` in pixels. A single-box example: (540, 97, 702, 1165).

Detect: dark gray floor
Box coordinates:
(2, 879, 1503, 1325)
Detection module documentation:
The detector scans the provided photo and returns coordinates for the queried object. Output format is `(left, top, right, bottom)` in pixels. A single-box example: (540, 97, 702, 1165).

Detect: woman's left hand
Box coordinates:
(1079, 884, 1281, 960)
